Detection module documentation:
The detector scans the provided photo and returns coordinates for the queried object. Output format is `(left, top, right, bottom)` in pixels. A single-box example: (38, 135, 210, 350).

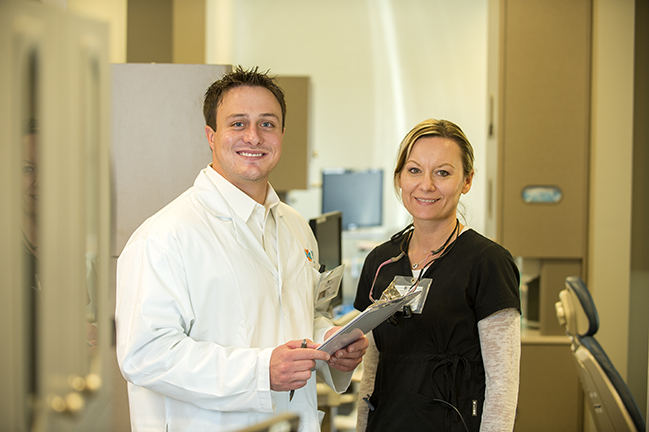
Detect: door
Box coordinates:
(0, 2, 113, 430)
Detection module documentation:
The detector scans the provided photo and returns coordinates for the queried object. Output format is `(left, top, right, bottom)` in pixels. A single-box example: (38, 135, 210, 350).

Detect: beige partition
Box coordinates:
(111, 63, 231, 255)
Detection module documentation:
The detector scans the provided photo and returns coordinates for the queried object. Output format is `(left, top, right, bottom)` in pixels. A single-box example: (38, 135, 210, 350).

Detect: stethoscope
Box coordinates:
(367, 219, 460, 304)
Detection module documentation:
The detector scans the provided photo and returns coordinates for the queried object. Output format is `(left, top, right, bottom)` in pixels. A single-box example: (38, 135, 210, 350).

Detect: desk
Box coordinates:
(514, 328, 583, 431)
(317, 369, 361, 432)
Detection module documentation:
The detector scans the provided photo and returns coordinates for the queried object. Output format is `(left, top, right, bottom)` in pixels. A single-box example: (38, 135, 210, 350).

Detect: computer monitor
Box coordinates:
(309, 211, 343, 308)
(321, 169, 383, 231)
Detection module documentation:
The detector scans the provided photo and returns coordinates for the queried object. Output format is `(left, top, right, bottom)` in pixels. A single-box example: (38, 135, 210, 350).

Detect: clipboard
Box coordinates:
(317, 290, 421, 355)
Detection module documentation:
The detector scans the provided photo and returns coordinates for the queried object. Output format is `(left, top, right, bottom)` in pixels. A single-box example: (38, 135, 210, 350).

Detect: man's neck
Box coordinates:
(209, 163, 268, 204)
(248, 185, 268, 205)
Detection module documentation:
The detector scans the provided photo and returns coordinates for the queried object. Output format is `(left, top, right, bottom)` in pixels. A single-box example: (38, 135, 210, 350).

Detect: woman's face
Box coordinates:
(398, 136, 473, 226)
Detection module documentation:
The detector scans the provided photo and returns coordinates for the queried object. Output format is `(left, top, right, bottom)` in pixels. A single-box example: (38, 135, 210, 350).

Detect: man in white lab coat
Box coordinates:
(116, 66, 368, 432)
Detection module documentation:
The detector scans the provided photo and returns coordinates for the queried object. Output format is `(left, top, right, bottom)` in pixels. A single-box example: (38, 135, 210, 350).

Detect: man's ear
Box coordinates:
(205, 126, 215, 151)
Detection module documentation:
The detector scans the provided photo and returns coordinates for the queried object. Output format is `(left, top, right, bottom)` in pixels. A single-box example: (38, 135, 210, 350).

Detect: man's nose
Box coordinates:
(244, 126, 262, 145)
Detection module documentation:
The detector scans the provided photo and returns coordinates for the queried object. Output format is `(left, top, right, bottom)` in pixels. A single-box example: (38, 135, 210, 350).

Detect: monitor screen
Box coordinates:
(309, 211, 343, 308)
(321, 169, 383, 231)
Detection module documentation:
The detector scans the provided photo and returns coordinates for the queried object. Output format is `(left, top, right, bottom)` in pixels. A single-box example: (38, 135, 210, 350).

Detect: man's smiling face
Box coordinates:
(206, 85, 284, 201)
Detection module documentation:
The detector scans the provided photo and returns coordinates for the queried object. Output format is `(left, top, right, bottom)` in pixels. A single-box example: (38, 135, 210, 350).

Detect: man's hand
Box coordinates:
(270, 339, 330, 392)
(324, 327, 369, 372)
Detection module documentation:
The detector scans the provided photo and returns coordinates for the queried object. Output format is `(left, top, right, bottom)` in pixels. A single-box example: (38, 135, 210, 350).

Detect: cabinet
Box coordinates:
(486, 0, 591, 261)
(487, 0, 591, 335)
(516, 331, 583, 431)
(270, 76, 311, 192)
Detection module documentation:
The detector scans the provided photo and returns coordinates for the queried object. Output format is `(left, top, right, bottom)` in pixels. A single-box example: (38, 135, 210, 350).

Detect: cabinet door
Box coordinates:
(498, 0, 591, 258)
(516, 340, 583, 431)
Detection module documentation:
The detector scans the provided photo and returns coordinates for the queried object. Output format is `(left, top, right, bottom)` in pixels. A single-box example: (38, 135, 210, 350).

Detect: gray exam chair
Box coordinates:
(555, 276, 646, 432)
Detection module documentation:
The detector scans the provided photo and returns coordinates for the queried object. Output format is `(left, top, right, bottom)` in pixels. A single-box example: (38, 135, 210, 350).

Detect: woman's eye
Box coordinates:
(437, 170, 449, 177)
(407, 167, 420, 175)
(23, 165, 34, 174)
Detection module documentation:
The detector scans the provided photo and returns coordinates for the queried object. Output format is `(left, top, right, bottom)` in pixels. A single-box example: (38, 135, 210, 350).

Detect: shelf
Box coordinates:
(521, 326, 572, 345)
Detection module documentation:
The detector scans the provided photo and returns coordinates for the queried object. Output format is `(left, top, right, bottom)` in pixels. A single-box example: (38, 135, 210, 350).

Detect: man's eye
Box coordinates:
(23, 166, 34, 174)
(261, 121, 274, 128)
(233, 121, 245, 127)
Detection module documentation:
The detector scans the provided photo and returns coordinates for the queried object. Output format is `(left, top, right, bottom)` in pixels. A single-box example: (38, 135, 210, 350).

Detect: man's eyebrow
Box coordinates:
(226, 113, 248, 120)
(226, 113, 280, 120)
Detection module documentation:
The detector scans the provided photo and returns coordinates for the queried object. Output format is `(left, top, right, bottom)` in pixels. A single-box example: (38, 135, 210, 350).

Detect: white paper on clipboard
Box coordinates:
(317, 290, 421, 355)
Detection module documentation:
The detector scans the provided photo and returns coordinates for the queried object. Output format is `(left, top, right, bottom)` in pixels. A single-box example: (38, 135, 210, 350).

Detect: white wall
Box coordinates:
(207, 0, 489, 237)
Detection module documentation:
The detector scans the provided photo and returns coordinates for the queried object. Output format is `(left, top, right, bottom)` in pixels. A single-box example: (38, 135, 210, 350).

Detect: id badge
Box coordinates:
(392, 276, 432, 314)
(315, 263, 345, 307)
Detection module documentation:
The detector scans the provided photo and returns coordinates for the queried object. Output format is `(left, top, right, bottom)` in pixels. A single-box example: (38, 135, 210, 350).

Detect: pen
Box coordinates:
(289, 339, 308, 402)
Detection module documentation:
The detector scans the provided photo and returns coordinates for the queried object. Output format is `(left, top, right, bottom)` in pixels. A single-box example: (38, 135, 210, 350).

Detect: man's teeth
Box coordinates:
(239, 152, 263, 157)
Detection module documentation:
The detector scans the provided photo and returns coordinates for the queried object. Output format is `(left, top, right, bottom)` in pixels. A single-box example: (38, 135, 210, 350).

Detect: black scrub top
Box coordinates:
(354, 228, 520, 432)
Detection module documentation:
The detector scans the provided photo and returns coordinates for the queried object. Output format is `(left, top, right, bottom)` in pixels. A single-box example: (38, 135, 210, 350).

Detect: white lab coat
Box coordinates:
(116, 168, 351, 432)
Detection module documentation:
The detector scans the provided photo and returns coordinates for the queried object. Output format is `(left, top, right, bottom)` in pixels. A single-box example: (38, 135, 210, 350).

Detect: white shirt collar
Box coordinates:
(204, 165, 280, 223)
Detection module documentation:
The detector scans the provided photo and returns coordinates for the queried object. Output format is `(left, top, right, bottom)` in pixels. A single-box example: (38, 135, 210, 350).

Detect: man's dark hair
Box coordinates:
(203, 65, 286, 131)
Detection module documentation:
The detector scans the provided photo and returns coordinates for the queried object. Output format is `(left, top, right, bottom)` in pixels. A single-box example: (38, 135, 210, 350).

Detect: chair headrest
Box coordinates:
(555, 276, 599, 337)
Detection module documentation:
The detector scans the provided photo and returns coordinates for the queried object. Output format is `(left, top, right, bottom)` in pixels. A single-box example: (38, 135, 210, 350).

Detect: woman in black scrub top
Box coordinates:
(354, 119, 521, 432)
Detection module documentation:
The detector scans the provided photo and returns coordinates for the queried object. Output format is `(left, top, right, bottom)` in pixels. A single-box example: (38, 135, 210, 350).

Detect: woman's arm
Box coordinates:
(478, 308, 521, 432)
(356, 331, 379, 432)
